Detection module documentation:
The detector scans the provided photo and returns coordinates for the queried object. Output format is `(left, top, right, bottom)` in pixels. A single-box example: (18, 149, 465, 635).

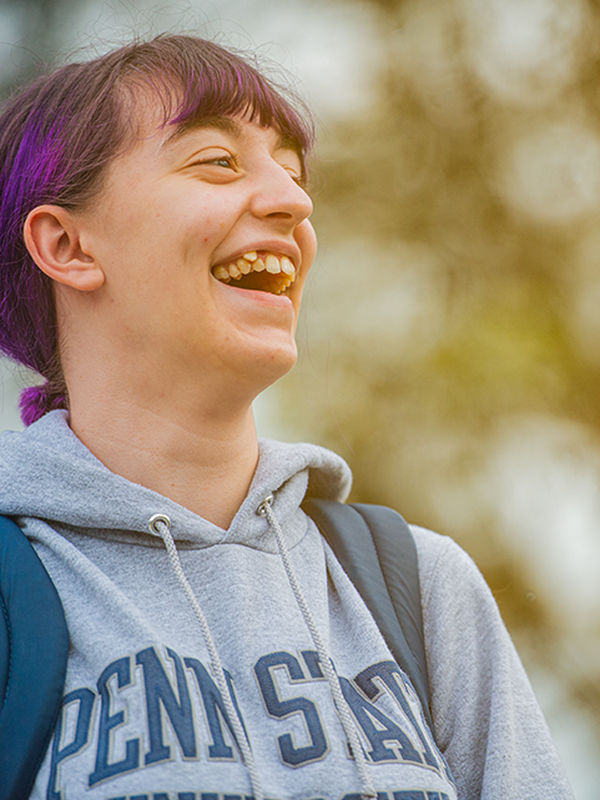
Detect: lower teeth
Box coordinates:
(215, 273, 291, 295)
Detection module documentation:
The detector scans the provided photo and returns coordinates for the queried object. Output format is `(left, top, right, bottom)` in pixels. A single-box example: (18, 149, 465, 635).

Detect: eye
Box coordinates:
(186, 152, 239, 172)
(183, 152, 241, 182)
(204, 155, 236, 169)
(286, 168, 302, 183)
(278, 164, 304, 188)
(289, 170, 309, 191)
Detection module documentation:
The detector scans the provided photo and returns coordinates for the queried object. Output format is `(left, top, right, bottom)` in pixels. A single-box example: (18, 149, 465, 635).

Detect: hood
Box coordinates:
(0, 412, 384, 799)
(0, 410, 352, 550)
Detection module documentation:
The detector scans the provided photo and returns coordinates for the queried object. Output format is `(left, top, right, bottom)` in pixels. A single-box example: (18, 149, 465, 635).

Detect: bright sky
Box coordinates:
(0, 0, 380, 120)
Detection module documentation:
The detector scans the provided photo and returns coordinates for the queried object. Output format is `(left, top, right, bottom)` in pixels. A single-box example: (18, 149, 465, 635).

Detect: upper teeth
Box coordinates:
(212, 252, 296, 284)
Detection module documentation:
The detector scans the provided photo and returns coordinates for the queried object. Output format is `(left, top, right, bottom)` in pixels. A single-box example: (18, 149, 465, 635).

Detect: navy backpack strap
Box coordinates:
(0, 515, 69, 800)
(349, 503, 430, 721)
(302, 498, 432, 731)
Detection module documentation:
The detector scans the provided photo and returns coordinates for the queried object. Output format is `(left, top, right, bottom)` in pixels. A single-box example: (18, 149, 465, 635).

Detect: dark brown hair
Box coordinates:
(0, 34, 314, 424)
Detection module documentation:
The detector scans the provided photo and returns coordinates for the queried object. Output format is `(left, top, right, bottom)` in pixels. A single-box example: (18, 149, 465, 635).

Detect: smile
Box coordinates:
(211, 251, 296, 295)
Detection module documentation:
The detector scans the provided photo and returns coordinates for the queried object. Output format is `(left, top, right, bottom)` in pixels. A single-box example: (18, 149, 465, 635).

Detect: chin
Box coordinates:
(246, 340, 298, 391)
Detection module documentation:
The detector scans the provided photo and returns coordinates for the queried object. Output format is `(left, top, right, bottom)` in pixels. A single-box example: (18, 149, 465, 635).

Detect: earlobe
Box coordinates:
(23, 205, 105, 292)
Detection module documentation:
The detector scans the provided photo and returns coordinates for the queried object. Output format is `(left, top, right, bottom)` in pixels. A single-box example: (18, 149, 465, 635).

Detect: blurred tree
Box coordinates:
(272, 2, 600, 781)
(0, 0, 73, 97)
(1, 0, 598, 792)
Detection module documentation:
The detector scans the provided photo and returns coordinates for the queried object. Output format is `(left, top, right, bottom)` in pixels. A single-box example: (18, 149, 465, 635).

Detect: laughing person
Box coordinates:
(0, 35, 573, 800)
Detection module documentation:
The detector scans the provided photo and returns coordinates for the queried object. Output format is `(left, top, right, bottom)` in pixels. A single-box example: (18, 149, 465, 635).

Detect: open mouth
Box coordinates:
(211, 251, 296, 295)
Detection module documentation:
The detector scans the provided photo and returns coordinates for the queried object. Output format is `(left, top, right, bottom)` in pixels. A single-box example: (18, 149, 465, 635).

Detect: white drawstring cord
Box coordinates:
(149, 513, 264, 800)
(257, 495, 377, 800)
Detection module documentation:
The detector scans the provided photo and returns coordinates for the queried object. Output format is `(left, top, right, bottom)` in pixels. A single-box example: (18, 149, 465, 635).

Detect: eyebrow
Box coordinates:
(160, 114, 301, 156)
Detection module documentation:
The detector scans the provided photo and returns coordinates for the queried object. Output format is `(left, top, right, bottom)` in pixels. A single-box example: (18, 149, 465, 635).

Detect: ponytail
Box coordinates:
(18, 350, 67, 426)
(19, 381, 67, 426)
(0, 34, 313, 426)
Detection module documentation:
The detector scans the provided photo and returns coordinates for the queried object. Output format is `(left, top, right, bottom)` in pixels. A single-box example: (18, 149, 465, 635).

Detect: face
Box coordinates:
(74, 105, 317, 398)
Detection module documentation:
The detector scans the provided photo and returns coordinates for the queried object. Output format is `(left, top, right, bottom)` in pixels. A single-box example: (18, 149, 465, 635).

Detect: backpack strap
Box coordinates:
(0, 515, 69, 800)
(302, 498, 432, 731)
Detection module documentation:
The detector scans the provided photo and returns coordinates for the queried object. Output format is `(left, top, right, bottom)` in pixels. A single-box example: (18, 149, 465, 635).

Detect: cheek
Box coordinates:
(296, 220, 318, 277)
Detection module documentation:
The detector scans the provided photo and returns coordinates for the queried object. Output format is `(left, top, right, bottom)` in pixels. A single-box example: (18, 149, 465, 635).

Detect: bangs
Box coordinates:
(0, 33, 316, 424)
(119, 36, 314, 160)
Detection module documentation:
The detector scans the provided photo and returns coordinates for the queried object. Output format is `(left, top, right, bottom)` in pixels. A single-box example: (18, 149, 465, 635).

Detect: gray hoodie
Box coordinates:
(0, 410, 573, 800)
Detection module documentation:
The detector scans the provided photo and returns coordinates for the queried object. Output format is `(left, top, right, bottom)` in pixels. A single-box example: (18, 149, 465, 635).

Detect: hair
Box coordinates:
(0, 34, 314, 426)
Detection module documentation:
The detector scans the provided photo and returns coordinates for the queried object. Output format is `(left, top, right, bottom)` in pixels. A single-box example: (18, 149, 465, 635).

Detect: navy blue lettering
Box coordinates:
(105, 794, 303, 800)
(342, 794, 386, 800)
(357, 660, 454, 785)
(107, 794, 168, 800)
(343, 794, 431, 800)
(47, 688, 95, 800)
(355, 661, 439, 770)
(136, 646, 196, 764)
(393, 794, 425, 800)
(254, 651, 328, 767)
(340, 677, 422, 764)
(185, 657, 239, 760)
(301, 649, 324, 679)
(89, 656, 140, 786)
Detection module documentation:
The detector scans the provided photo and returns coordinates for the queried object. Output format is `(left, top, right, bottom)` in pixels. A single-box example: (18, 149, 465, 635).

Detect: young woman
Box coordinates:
(0, 35, 573, 800)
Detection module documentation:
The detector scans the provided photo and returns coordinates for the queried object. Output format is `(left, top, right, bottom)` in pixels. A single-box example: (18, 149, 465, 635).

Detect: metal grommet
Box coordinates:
(148, 513, 171, 533)
(256, 494, 274, 516)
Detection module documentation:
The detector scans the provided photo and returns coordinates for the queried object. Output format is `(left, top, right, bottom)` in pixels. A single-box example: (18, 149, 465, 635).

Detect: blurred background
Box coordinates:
(1, 0, 598, 795)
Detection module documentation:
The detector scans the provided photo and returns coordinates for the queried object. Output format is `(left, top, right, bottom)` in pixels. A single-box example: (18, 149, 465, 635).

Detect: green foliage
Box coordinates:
(270, 1, 600, 763)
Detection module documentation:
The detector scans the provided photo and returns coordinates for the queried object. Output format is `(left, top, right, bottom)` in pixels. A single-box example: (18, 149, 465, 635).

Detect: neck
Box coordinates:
(68, 379, 260, 531)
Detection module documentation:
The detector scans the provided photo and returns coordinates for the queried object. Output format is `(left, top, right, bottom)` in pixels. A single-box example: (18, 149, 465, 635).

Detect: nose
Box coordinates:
(249, 160, 313, 228)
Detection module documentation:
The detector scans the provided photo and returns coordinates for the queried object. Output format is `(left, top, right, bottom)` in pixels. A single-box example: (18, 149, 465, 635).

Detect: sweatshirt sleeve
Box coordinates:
(410, 525, 574, 800)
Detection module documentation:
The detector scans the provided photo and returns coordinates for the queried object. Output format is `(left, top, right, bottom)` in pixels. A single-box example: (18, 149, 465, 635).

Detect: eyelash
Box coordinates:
(199, 155, 238, 169)
(193, 155, 306, 189)
(286, 169, 306, 188)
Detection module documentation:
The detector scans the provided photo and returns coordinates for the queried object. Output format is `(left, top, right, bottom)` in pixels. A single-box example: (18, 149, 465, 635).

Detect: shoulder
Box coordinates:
(408, 523, 512, 666)
(408, 524, 574, 798)
(408, 523, 497, 617)
(408, 522, 476, 569)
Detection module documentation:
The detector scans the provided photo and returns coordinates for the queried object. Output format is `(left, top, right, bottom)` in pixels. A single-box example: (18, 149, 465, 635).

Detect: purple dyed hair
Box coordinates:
(0, 34, 314, 426)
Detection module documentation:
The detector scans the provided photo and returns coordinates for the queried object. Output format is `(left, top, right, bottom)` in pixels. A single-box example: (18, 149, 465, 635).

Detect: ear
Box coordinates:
(23, 205, 105, 292)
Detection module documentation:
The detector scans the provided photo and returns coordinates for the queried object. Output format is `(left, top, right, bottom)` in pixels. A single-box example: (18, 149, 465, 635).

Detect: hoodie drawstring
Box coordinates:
(257, 495, 377, 800)
(149, 501, 377, 800)
(148, 513, 264, 800)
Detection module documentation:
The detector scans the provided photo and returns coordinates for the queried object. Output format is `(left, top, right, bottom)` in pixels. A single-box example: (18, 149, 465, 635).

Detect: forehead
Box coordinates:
(117, 80, 305, 156)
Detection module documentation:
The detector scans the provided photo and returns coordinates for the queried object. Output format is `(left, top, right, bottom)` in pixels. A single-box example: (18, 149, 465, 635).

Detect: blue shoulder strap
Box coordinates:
(302, 499, 432, 731)
(0, 515, 69, 800)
